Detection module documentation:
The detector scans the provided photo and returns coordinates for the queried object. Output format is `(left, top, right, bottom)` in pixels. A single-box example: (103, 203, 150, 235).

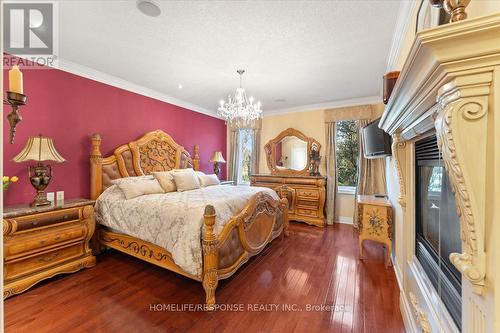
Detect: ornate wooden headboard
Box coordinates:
(90, 129, 200, 199)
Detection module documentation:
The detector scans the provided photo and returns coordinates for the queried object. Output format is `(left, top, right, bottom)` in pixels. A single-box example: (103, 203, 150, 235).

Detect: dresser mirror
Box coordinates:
(264, 128, 321, 176)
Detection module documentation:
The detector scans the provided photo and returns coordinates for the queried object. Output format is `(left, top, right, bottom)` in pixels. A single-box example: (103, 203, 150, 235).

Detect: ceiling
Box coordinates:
(58, 1, 400, 117)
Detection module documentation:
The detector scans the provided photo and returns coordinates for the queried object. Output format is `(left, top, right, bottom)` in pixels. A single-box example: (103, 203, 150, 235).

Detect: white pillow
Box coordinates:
(153, 171, 177, 193)
(194, 170, 205, 180)
(111, 175, 154, 185)
(117, 178, 164, 199)
(199, 174, 220, 187)
(172, 169, 201, 192)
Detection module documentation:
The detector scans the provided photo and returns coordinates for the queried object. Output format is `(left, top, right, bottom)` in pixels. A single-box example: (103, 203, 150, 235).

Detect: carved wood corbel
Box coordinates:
(435, 72, 491, 295)
(391, 132, 407, 207)
(409, 292, 432, 333)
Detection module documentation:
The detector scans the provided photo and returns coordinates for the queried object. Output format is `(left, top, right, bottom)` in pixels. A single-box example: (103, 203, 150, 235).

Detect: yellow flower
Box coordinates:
(10, 176, 18, 183)
(2, 176, 9, 183)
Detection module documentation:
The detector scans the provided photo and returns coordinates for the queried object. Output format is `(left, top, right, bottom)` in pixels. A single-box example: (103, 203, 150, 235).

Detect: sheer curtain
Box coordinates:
(228, 119, 261, 185)
(325, 122, 338, 225)
(354, 119, 387, 228)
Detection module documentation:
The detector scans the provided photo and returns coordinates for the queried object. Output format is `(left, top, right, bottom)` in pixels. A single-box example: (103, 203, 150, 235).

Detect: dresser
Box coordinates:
(251, 174, 326, 227)
(357, 195, 393, 267)
(3, 199, 96, 299)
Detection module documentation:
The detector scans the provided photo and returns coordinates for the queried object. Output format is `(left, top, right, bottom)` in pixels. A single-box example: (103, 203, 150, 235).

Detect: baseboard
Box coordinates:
(336, 216, 353, 224)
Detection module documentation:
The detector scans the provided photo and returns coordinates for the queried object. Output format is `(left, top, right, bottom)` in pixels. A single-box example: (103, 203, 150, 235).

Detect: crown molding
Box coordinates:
(263, 95, 381, 117)
(55, 58, 220, 119)
(385, 0, 420, 72)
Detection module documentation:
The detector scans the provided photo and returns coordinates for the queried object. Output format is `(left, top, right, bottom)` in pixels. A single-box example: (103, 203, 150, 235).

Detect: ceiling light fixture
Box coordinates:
(217, 70, 262, 126)
(136, 0, 161, 17)
(178, 84, 183, 89)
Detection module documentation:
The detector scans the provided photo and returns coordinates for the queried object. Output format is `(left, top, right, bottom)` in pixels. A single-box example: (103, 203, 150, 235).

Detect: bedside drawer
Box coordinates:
(13, 208, 80, 232)
(5, 224, 88, 260)
(296, 189, 319, 200)
(297, 208, 319, 218)
(4, 243, 85, 281)
(297, 200, 318, 209)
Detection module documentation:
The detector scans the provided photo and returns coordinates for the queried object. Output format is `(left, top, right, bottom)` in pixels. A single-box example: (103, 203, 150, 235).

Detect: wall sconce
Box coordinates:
(3, 65, 27, 144)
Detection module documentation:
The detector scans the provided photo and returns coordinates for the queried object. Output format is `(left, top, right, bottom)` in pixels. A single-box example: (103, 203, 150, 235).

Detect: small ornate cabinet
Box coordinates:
(357, 195, 393, 267)
(3, 199, 96, 298)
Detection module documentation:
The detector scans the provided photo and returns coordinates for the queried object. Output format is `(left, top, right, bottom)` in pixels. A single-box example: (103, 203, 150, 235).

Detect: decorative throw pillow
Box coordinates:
(111, 175, 154, 185)
(153, 171, 177, 193)
(117, 178, 164, 200)
(199, 174, 220, 187)
(172, 169, 201, 192)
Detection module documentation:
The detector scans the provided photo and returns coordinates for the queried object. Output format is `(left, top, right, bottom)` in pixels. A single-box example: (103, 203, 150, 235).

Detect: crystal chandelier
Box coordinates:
(217, 70, 262, 125)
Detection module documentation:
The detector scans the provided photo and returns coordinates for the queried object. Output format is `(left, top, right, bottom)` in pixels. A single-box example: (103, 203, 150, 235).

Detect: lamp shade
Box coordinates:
(12, 135, 66, 163)
(210, 151, 226, 163)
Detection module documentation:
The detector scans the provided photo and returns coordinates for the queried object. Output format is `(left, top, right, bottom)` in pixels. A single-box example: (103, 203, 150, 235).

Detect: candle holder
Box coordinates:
(3, 91, 27, 144)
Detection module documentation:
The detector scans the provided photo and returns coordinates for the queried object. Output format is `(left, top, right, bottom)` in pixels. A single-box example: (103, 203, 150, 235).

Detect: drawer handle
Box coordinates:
(63, 215, 69, 220)
(39, 240, 46, 245)
(55, 236, 61, 241)
(31, 221, 39, 226)
(38, 252, 61, 263)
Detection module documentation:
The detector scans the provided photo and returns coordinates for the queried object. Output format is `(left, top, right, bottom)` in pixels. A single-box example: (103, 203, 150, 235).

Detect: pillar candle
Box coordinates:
(8, 65, 23, 94)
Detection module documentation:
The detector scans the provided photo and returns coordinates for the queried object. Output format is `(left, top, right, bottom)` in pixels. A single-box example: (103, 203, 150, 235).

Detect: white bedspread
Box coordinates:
(95, 184, 278, 277)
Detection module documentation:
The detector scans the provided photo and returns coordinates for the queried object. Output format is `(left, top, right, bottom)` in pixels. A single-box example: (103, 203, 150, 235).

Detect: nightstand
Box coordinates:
(220, 180, 234, 185)
(3, 199, 96, 299)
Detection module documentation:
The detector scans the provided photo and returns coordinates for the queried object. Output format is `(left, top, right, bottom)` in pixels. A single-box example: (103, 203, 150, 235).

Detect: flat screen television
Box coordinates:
(362, 118, 392, 159)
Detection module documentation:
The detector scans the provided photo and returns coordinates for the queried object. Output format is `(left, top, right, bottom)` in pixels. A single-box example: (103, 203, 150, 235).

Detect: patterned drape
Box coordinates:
(354, 119, 387, 228)
(250, 128, 260, 175)
(325, 122, 338, 225)
(228, 128, 240, 184)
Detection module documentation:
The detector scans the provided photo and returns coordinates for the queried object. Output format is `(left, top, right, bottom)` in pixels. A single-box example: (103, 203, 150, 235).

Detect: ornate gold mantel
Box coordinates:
(380, 14, 500, 296)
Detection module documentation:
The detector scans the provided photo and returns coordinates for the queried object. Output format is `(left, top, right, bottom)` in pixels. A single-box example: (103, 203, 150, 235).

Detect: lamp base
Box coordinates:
(28, 163, 52, 207)
(31, 191, 51, 207)
(213, 162, 221, 177)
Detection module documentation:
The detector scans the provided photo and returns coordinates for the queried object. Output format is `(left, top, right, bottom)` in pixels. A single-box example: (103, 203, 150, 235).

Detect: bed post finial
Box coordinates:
(90, 134, 103, 200)
(202, 204, 218, 310)
(193, 145, 200, 171)
(91, 134, 102, 158)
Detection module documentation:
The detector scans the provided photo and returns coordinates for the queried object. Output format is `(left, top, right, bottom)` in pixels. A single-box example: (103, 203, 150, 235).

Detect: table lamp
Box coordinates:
(12, 135, 66, 206)
(209, 151, 226, 178)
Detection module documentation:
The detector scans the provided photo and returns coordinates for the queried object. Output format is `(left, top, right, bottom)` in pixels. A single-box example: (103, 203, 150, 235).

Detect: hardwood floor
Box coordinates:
(4, 223, 405, 333)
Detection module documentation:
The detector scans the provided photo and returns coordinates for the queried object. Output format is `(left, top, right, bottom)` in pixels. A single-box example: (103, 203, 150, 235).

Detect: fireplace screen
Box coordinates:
(415, 135, 462, 329)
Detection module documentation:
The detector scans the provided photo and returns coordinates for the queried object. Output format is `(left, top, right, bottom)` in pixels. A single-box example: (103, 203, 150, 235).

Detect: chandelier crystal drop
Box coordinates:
(217, 69, 262, 126)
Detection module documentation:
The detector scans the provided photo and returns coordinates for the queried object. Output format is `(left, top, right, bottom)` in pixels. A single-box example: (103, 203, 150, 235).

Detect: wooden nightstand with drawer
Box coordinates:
(3, 199, 96, 299)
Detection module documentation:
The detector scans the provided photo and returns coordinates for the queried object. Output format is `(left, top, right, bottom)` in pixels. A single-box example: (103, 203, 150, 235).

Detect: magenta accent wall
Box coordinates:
(3, 59, 227, 205)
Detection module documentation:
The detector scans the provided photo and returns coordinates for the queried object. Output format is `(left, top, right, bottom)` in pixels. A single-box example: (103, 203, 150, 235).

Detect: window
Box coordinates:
(336, 120, 359, 193)
(237, 128, 253, 184)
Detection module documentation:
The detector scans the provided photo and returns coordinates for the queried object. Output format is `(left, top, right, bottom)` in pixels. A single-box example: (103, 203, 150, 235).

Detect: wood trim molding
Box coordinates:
(391, 132, 407, 208)
(435, 72, 491, 295)
(56, 58, 218, 118)
(264, 128, 321, 176)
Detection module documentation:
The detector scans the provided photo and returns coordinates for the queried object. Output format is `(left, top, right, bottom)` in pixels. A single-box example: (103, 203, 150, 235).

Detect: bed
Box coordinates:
(89, 130, 289, 308)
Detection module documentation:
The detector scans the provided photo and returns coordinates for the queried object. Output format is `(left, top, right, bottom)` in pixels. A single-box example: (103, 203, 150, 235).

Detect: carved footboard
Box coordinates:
(202, 191, 289, 309)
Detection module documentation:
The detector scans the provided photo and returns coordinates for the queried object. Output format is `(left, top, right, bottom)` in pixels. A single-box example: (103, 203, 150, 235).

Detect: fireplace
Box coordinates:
(415, 135, 462, 328)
